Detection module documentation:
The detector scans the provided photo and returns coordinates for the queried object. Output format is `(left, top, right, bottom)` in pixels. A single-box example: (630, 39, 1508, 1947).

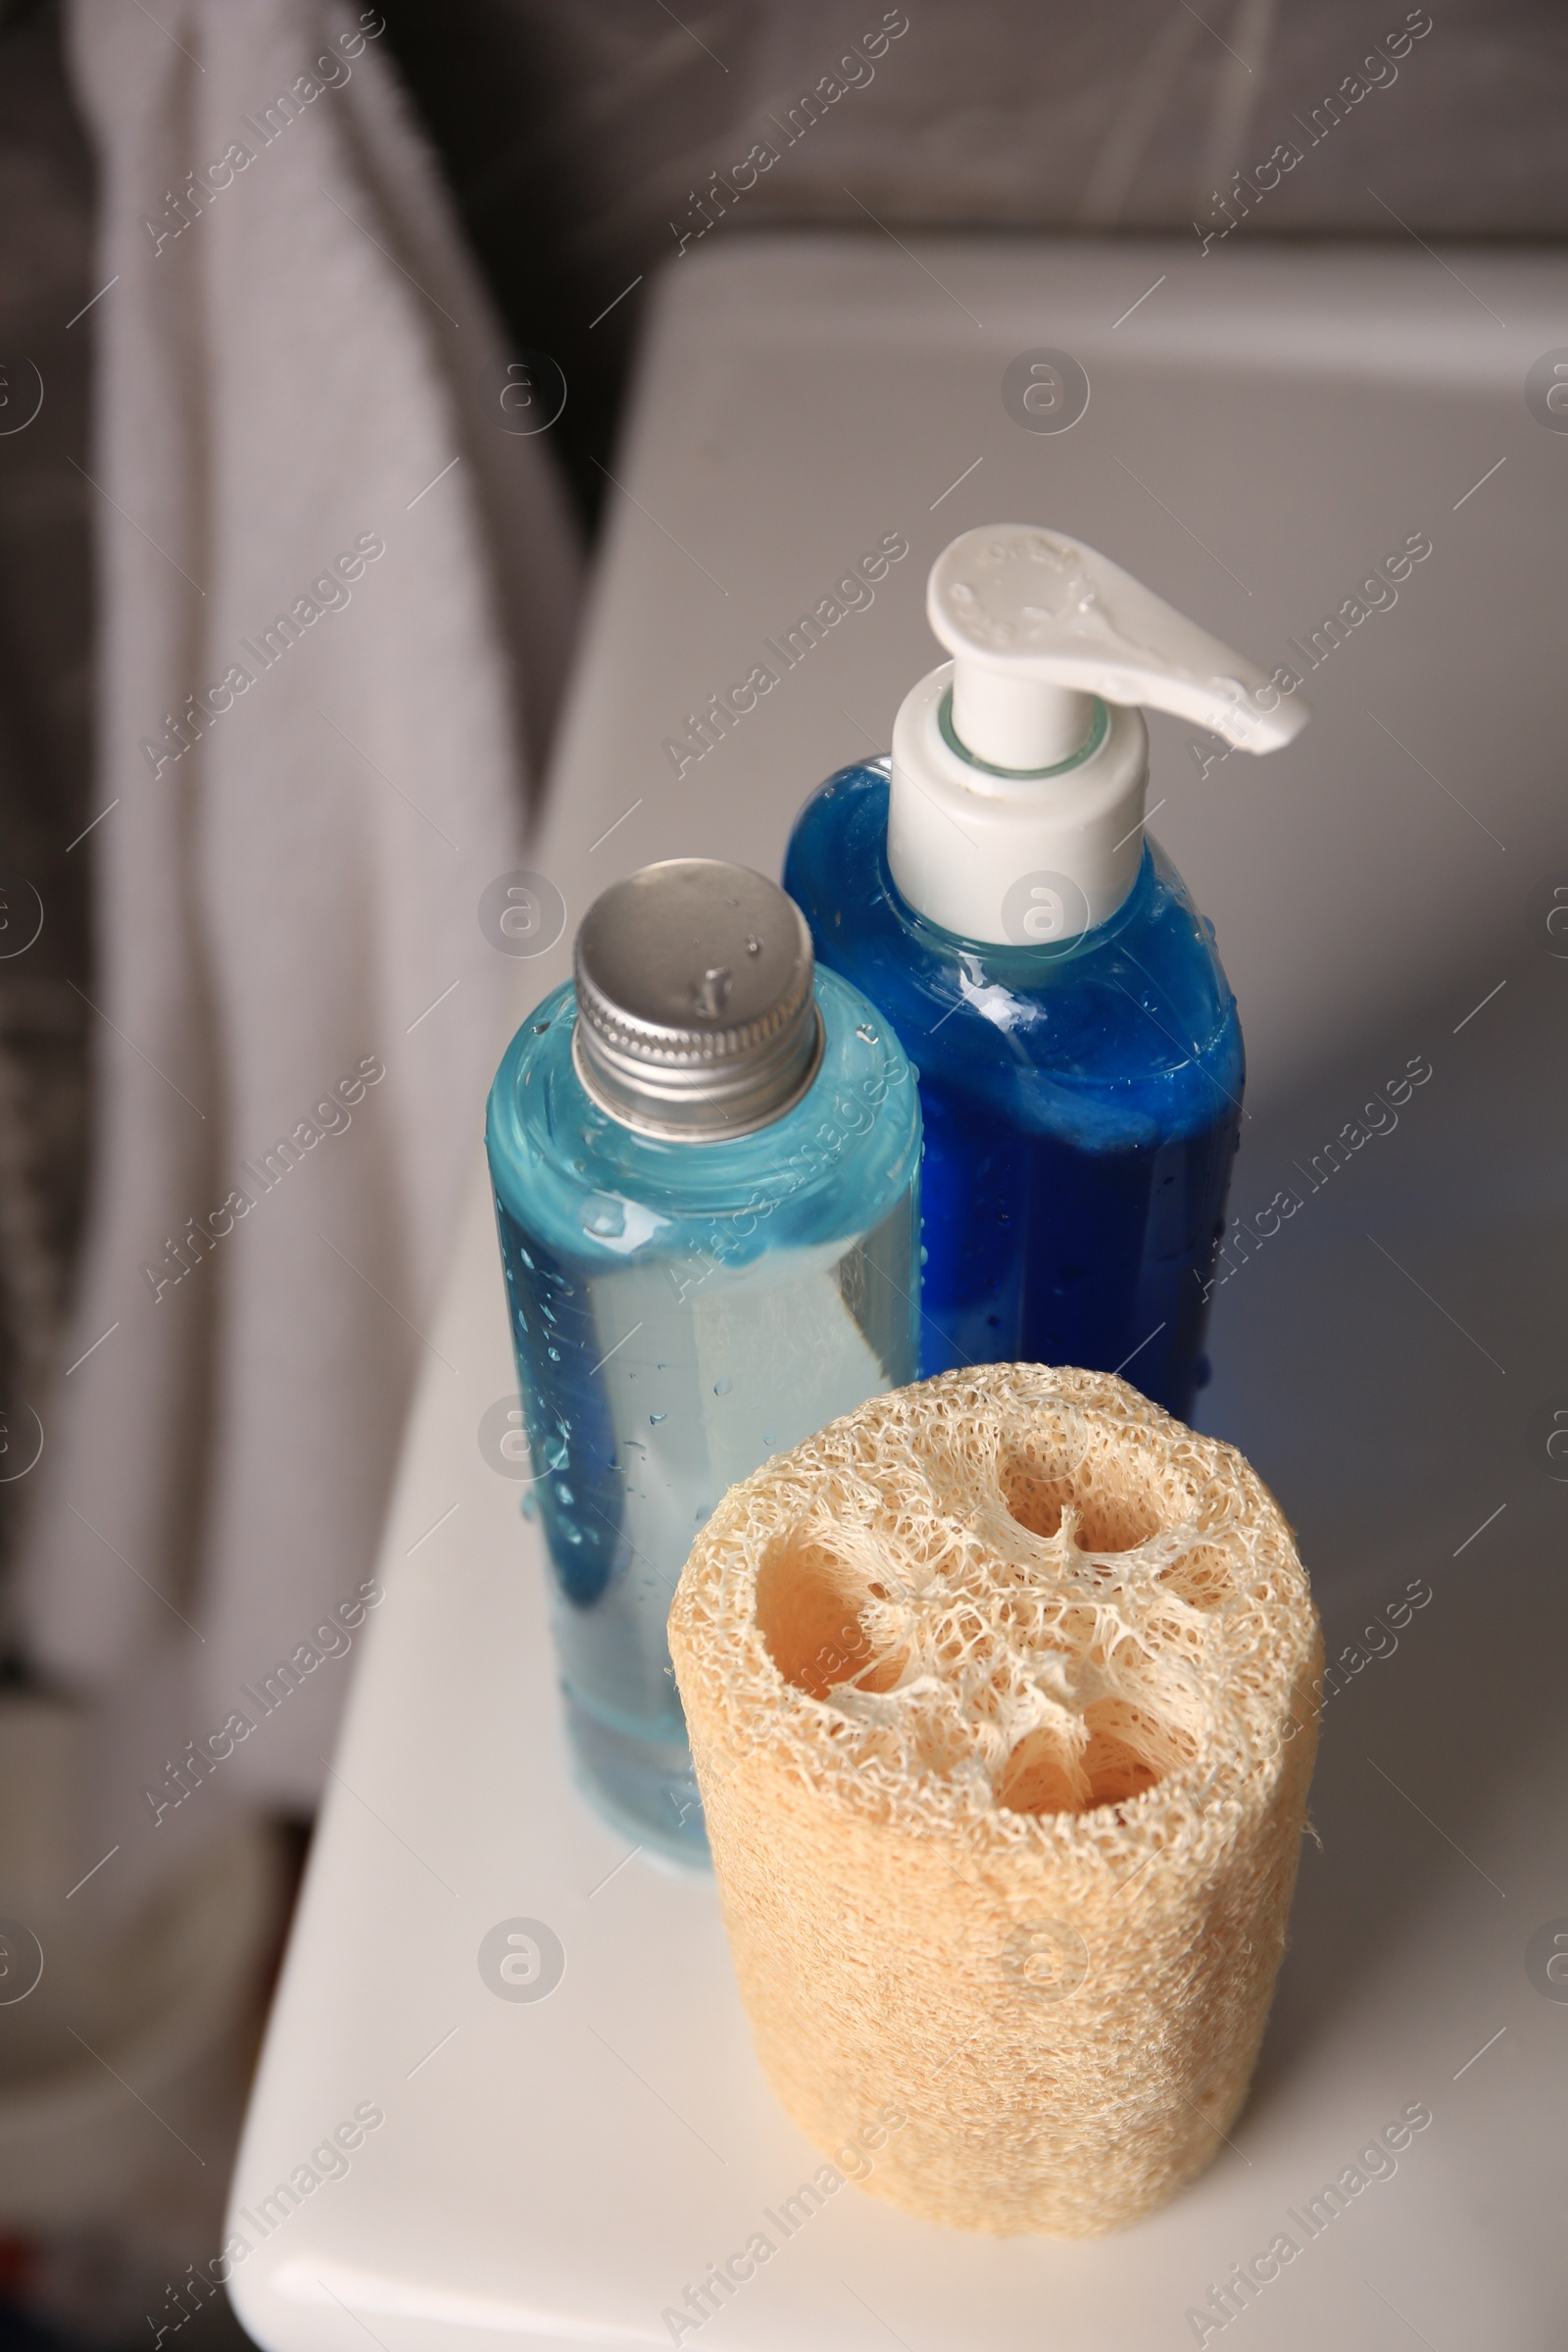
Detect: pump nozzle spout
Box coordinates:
(927, 525, 1308, 765)
(887, 521, 1311, 946)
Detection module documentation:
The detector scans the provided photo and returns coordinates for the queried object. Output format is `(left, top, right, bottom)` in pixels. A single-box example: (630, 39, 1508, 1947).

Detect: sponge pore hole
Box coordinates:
(1001, 1452, 1163, 1553)
(1071, 1491, 1164, 1554)
(997, 1728, 1088, 1817)
(754, 1537, 905, 1701)
(999, 1462, 1073, 1540)
(998, 1699, 1173, 1818)
(1086, 1697, 1195, 1804)
(1082, 1721, 1161, 1808)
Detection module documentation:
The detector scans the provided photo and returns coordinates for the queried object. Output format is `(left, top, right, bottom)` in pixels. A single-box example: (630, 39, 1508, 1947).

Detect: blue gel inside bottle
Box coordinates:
(784, 761, 1244, 1423)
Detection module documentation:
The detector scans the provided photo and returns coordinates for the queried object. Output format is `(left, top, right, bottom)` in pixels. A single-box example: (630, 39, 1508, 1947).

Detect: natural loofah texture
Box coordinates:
(668, 1364, 1321, 2237)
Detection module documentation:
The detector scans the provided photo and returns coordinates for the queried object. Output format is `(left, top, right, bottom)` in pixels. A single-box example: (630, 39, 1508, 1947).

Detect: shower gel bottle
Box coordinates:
(784, 525, 1310, 1422)
(485, 860, 920, 1861)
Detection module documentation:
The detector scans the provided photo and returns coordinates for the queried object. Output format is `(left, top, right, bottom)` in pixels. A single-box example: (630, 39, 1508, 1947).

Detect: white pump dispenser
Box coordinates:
(888, 525, 1309, 947)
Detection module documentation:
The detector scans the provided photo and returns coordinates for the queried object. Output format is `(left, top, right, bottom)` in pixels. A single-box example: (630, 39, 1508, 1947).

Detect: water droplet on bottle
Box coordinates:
(650, 1411, 666, 1425)
(712, 1374, 733, 1396)
(520, 1489, 539, 1521)
(547, 1346, 563, 1361)
(856, 1022, 877, 1044)
(745, 935, 762, 956)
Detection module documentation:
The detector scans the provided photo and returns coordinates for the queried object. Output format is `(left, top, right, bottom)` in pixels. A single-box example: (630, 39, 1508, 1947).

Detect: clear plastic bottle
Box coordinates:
(485, 860, 921, 1861)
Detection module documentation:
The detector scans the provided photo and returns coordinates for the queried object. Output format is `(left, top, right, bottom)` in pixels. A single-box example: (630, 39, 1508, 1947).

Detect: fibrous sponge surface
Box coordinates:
(669, 1364, 1321, 2235)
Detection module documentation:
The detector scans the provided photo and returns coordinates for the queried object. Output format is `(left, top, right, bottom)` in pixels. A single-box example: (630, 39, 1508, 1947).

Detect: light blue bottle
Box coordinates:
(485, 859, 921, 1861)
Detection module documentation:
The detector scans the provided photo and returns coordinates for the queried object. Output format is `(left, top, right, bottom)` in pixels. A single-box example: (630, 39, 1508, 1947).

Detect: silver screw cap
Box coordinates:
(571, 859, 823, 1140)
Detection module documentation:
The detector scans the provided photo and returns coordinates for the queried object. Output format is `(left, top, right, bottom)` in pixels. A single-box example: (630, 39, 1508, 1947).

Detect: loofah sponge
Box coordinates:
(668, 1363, 1321, 2237)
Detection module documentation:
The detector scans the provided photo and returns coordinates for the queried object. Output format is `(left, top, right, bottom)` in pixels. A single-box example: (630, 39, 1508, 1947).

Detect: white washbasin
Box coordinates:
(227, 233, 1568, 2352)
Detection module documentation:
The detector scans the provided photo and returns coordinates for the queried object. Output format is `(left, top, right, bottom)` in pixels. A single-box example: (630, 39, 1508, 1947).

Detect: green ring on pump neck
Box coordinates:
(937, 686, 1109, 778)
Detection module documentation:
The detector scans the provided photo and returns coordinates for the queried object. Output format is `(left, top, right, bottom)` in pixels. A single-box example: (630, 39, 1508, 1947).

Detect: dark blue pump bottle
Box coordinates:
(785, 761, 1243, 1422)
(783, 524, 1308, 1421)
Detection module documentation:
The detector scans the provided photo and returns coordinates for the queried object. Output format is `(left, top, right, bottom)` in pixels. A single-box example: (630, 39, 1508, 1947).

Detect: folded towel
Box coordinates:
(22, 0, 580, 1861)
